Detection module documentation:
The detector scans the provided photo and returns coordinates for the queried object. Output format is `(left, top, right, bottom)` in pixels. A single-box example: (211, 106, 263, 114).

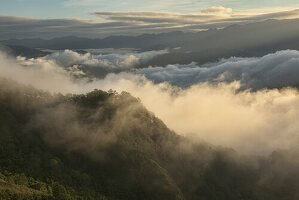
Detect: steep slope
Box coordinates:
(1, 78, 299, 200)
(0, 171, 52, 200)
(0, 78, 184, 200)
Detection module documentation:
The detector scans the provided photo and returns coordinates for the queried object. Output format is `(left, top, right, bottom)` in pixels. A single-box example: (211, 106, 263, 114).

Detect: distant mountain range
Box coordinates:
(0, 44, 48, 58)
(1, 18, 299, 65)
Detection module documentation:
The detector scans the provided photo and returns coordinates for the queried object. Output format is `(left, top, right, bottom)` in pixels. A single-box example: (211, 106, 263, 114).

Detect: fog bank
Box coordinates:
(2, 51, 299, 154)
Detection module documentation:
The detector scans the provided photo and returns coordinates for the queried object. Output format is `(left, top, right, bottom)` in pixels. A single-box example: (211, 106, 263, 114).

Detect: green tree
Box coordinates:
(52, 184, 71, 200)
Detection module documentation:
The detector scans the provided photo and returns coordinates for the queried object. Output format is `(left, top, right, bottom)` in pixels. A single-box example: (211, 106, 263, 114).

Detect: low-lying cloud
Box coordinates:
(2, 50, 299, 155)
(20, 49, 299, 91)
(15, 49, 167, 78)
(45, 49, 168, 69)
(138, 50, 299, 90)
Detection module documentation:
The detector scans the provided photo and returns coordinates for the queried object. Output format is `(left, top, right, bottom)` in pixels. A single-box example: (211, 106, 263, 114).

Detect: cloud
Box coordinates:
(93, 11, 222, 24)
(0, 49, 168, 92)
(9, 48, 299, 91)
(0, 16, 139, 39)
(1, 8, 299, 39)
(29, 89, 150, 159)
(10, 49, 299, 92)
(3, 50, 299, 155)
(72, 74, 299, 155)
(45, 49, 168, 69)
(137, 50, 299, 90)
(200, 6, 233, 14)
(33, 49, 168, 77)
(93, 8, 299, 25)
(0, 53, 83, 93)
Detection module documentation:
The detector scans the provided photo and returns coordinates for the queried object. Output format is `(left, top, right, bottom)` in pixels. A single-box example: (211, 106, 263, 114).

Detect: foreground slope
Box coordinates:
(0, 78, 184, 200)
(1, 78, 299, 200)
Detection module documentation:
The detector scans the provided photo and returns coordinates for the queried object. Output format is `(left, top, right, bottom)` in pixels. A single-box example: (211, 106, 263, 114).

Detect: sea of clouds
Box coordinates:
(2, 49, 299, 154)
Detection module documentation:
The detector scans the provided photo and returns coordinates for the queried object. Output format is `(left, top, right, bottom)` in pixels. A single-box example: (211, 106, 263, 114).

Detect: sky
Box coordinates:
(1, 0, 299, 39)
(1, 0, 299, 18)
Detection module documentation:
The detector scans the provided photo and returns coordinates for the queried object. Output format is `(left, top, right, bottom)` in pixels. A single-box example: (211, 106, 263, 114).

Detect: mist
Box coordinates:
(2, 50, 299, 155)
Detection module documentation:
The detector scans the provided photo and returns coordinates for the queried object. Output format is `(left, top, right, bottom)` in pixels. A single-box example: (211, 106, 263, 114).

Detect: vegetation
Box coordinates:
(0, 78, 299, 200)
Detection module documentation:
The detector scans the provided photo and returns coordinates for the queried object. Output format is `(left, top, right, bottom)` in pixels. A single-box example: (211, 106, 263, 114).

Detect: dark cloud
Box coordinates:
(1, 8, 299, 39)
(0, 16, 141, 39)
(93, 11, 219, 24)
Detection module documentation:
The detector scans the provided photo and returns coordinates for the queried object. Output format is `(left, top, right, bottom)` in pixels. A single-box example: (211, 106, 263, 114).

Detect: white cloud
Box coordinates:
(93, 8, 299, 24)
(3, 50, 299, 155)
(45, 49, 167, 68)
(12, 49, 299, 91)
(200, 6, 233, 14)
(138, 50, 299, 90)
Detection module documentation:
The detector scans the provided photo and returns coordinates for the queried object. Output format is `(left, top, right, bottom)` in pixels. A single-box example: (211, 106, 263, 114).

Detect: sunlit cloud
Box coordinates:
(3, 50, 299, 154)
(1, 7, 299, 39)
(93, 8, 299, 25)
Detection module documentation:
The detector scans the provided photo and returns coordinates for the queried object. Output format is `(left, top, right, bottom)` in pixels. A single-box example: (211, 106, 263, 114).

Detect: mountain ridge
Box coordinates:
(3, 18, 299, 66)
(1, 78, 299, 199)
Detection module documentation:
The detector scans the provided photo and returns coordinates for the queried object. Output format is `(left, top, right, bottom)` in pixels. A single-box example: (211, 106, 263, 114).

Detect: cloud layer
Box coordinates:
(138, 50, 299, 90)
(3, 50, 299, 155)
(45, 49, 167, 69)
(26, 49, 168, 78)
(1, 8, 299, 39)
(23, 49, 299, 91)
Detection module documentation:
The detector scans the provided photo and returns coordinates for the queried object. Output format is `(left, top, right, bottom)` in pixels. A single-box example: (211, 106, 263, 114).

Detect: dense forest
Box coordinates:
(1, 78, 299, 200)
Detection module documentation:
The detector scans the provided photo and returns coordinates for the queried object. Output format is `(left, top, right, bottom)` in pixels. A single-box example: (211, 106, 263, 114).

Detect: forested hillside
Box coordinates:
(1, 78, 299, 200)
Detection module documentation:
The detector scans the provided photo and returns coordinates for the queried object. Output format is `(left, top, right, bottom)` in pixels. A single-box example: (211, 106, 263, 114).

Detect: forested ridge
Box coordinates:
(1, 78, 299, 200)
